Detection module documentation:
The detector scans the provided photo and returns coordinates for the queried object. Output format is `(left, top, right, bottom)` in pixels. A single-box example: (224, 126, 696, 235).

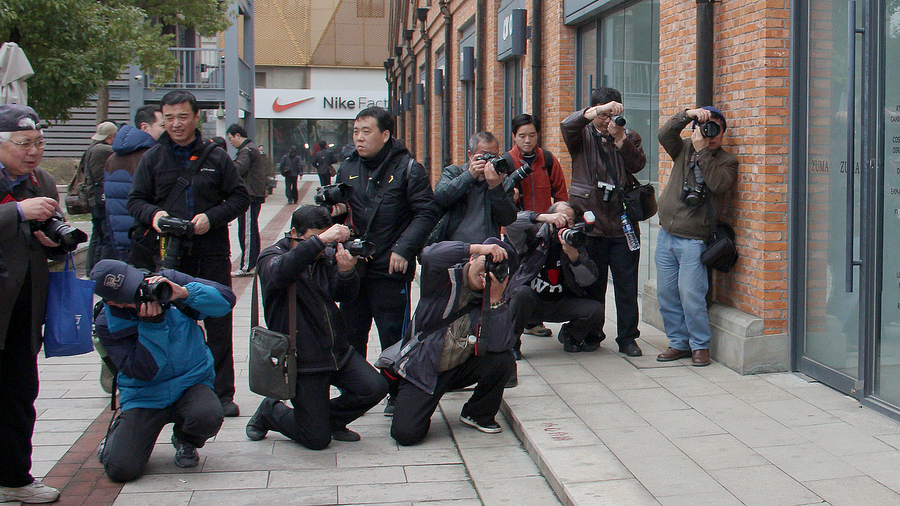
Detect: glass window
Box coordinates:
(270, 119, 353, 169)
(504, 58, 523, 151)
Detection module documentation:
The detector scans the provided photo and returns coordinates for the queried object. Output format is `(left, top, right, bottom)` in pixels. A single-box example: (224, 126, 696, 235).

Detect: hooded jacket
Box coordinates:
(104, 125, 157, 260)
(560, 109, 646, 237)
(335, 138, 439, 281)
(657, 111, 739, 240)
(94, 270, 235, 411)
(257, 235, 359, 373)
(128, 130, 250, 258)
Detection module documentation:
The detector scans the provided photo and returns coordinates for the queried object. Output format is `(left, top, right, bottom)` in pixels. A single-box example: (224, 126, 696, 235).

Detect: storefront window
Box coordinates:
(269, 119, 354, 168)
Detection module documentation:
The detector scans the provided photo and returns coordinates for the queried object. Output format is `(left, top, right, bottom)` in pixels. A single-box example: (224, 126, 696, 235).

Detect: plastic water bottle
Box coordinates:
(621, 214, 640, 251)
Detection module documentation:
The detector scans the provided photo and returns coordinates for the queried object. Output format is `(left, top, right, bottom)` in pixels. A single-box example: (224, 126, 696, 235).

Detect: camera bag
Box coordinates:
(128, 141, 218, 270)
(65, 153, 92, 215)
(248, 272, 297, 400)
(700, 201, 738, 272)
(622, 173, 658, 222)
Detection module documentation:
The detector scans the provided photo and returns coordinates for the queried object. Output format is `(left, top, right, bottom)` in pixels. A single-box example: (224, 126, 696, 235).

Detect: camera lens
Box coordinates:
(612, 115, 626, 127)
(560, 228, 587, 248)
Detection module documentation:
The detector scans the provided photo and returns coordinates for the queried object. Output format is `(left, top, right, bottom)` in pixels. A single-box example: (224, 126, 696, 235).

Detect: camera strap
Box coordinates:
(683, 151, 704, 188)
(160, 141, 218, 214)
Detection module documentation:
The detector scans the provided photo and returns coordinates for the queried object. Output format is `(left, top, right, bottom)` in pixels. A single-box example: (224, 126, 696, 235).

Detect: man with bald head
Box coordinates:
(0, 104, 65, 504)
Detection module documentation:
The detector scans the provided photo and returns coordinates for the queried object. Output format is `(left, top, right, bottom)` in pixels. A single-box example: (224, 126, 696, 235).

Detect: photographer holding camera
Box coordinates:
(90, 259, 236, 481)
(389, 239, 517, 446)
(560, 87, 647, 357)
(0, 104, 75, 504)
(655, 107, 738, 366)
(506, 202, 604, 354)
(432, 132, 519, 245)
(128, 90, 250, 417)
(245, 206, 388, 449)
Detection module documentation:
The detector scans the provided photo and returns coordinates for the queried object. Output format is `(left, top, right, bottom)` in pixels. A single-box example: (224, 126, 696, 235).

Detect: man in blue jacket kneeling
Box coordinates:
(91, 259, 236, 482)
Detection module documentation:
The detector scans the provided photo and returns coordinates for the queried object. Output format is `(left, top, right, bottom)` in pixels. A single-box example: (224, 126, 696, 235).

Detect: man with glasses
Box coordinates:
(432, 131, 518, 245)
(0, 104, 65, 504)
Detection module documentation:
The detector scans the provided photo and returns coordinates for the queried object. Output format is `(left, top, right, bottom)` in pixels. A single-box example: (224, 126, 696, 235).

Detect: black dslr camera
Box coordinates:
(315, 183, 353, 208)
(135, 276, 173, 306)
(692, 120, 721, 139)
(484, 256, 510, 283)
(157, 216, 195, 269)
(342, 238, 375, 258)
(552, 211, 595, 249)
(33, 212, 88, 252)
(476, 153, 510, 173)
(680, 182, 708, 209)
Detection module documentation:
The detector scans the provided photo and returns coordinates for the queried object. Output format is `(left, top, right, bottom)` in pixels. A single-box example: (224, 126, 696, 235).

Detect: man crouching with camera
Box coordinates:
(389, 239, 517, 446)
(245, 206, 388, 449)
(91, 259, 236, 481)
(656, 106, 738, 367)
(506, 202, 604, 354)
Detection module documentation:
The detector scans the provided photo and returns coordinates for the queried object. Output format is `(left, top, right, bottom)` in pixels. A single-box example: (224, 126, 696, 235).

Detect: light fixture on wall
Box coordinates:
(215, 104, 225, 119)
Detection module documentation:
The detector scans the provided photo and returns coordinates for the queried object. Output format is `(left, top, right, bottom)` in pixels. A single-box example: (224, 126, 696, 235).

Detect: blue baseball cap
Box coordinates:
(700, 106, 727, 130)
(91, 259, 144, 304)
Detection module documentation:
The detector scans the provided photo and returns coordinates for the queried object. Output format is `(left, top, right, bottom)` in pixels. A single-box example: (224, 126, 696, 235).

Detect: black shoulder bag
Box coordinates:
(700, 197, 738, 273)
(249, 272, 298, 400)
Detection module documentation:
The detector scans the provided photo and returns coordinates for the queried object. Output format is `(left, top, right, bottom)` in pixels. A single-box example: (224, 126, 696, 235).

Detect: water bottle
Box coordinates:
(621, 214, 640, 251)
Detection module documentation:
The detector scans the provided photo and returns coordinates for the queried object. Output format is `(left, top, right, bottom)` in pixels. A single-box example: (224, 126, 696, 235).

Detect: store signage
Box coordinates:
(256, 89, 389, 119)
(497, 0, 527, 61)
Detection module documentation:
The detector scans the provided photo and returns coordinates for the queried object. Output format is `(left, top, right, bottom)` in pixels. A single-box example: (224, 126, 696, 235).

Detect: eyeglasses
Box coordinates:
(8, 138, 47, 151)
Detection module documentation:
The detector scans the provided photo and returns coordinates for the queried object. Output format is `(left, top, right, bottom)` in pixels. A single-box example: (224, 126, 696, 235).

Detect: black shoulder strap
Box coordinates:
(160, 142, 218, 212)
(542, 149, 557, 196)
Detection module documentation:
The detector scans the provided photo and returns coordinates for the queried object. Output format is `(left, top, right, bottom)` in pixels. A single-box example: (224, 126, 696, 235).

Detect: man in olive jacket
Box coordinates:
(655, 106, 738, 367)
(560, 86, 647, 357)
(246, 206, 388, 449)
(227, 123, 266, 276)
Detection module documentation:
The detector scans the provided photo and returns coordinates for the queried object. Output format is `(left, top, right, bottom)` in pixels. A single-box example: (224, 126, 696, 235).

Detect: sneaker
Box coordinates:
(97, 436, 106, 464)
(523, 323, 552, 337)
(221, 400, 240, 417)
(383, 396, 395, 417)
(231, 268, 254, 277)
(0, 480, 60, 504)
(172, 436, 200, 468)
(459, 415, 502, 434)
(331, 427, 361, 442)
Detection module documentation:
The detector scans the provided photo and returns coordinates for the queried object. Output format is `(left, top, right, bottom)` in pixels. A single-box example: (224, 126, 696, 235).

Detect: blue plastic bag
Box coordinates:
(44, 254, 95, 357)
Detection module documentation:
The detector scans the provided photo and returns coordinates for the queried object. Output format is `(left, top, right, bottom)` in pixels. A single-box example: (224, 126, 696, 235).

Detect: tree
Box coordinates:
(0, 0, 231, 122)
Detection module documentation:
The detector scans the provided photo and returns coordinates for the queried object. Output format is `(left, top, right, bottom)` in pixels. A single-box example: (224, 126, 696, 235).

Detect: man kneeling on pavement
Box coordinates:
(389, 239, 517, 446)
(506, 202, 605, 355)
(91, 260, 236, 482)
(246, 206, 388, 449)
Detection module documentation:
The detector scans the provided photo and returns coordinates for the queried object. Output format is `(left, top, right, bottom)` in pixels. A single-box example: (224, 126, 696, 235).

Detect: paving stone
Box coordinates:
(799, 421, 896, 456)
(515, 416, 603, 451)
(569, 401, 649, 431)
(803, 475, 900, 506)
(710, 465, 822, 506)
(755, 443, 863, 482)
(120, 471, 269, 493)
(459, 446, 542, 480)
(657, 491, 744, 506)
(615, 387, 691, 414)
(113, 491, 193, 506)
(338, 481, 478, 504)
(337, 449, 464, 468)
(532, 364, 599, 385)
(842, 450, 900, 493)
(269, 466, 407, 488)
(550, 381, 619, 405)
(669, 433, 768, 471)
(566, 479, 658, 506)
(540, 445, 632, 484)
(715, 413, 809, 448)
(752, 398, 839, 427)
(474, 475, 563, 506)
(188, 486, 337, 505)
(403, 464, 468, 483)
(502, 393, 578, 423)
(650, 371, 729, 398)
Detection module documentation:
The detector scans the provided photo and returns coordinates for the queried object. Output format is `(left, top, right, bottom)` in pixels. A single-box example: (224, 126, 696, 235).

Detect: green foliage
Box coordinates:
(0, 0, 231, 122)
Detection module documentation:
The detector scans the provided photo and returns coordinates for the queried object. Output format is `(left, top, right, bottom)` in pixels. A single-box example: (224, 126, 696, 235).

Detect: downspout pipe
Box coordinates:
(531, 0, 542, 115)
(696, 0, 715, 106)
(441, 1, 452, 169)
(475, 0, 485, 132)
(418, 8, 432, 172)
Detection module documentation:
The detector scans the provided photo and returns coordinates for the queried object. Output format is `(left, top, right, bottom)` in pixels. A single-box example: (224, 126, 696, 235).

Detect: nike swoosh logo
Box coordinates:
(349, 175, 359, 179)
(272, 96, 314, 112)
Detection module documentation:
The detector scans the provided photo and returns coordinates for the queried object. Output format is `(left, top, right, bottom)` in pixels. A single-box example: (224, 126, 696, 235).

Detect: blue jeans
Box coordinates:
(654, 227, 711, 351)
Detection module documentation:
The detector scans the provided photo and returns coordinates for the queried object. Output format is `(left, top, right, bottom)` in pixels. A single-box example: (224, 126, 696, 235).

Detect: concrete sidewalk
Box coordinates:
(25, 173, 900, 505)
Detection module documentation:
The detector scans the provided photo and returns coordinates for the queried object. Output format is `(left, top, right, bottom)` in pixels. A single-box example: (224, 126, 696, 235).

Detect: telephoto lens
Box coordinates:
(611, 115, 626, 126)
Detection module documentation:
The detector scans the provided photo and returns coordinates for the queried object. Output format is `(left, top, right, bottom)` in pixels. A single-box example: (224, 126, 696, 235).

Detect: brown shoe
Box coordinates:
(657, 347, 691, 362)
(692, 349, 710, 367)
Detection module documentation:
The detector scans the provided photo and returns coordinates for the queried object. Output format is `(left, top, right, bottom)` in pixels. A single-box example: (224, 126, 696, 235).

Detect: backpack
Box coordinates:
(65, 152, 92, 215)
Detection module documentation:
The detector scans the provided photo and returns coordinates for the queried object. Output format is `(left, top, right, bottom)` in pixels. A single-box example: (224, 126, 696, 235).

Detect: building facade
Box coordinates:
(390, 0, 900, 421)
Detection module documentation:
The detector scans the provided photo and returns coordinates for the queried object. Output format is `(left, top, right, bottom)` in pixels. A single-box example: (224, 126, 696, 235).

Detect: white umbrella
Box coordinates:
(0, 42, 34, 104)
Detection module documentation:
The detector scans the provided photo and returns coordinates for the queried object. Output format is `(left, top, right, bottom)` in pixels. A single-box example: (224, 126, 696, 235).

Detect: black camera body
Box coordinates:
(692, 120, 721, 138)
(157, 216, 195, 269)
(551, 212, 594, 249)
(343, 238, 375, 258)
(33, 211, 87, 252)
(315, 183, 353, 208)
(476, 153, 510, 174)
(680, 183, 708, 209)
(484, 257, 510, 283)
(135, 277, 172, 306)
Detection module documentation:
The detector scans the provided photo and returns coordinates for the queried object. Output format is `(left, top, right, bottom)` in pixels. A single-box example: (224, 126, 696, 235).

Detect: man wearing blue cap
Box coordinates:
(655, 107, 739, 366)
(90, 259, 236, 481)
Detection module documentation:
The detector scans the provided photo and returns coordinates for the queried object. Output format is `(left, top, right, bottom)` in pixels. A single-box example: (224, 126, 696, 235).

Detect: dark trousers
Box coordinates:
(342, 276, 410, 356)
(86, 204, 114, 274)
(509, 285, 605, 344)
(179, 254, 235, 402)
(284, 176, 298, 203)
(100, 384, 223, 482)
(0, 272, 38, 488)
(254, 350, 387, 450)
(584, 235, 641, 347)
(318, 173, 331, 187)
(237, 199, 262, 271)
(391, 351, 514, 446)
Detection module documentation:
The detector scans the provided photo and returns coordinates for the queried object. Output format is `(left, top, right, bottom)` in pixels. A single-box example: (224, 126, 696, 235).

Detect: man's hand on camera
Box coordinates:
(691, 125, 710, 152)
(686, 108, 712, 123)
(608, 120, 626, 146)
(557, 230, 580, 262)
(388, 252, 408, 274)
(585, 101, 623, 121)
(33, 230, 59, 248)
(468, 156, 487, 180)
(483, 160, 503, 188)
(470, 243, 507, 262)
(537, 212, 570, 229)
(145, 275, 189, 301)
(191, 213, 210, 235)
(152, 210, 169, 233)
(318, 224, 351, 244)
(334, 243, 357, 272)
(331, 202, 348, 216)
(20, 197, 58, 222)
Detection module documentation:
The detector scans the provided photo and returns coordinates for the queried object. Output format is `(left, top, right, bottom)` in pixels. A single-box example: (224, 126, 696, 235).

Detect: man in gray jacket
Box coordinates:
(655, 106, 738, 367)
(227, 123, 266, 276)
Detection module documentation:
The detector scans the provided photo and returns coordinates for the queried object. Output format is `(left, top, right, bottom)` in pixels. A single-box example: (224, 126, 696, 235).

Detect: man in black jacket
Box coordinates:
(506, 202, 605, 354)
(246, 206, 388, 449)
(128, 90, 250, 417)
(333, 107, 439, 415)
(227, 123, 267, 277)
